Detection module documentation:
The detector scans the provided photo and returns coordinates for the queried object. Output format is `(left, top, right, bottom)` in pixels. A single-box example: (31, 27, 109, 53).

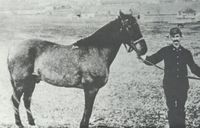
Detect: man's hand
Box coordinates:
(139, 54, 147, 60)
(137, 54, 146, 63)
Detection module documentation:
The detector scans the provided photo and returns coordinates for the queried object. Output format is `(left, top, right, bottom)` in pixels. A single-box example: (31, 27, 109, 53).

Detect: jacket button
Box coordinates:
(177, 75, 179, 78)
(177, 62, 179, 65)
(177, 56, 179, 58)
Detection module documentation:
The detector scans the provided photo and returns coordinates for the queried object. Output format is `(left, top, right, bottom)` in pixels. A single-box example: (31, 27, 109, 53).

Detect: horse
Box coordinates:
(7, 11, 147, 128)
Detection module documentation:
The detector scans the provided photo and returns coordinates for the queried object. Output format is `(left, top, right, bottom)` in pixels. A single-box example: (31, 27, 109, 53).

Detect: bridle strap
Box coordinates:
(123, 36, 144, 53)
(123, 43, 129, 52)
(132, 37, 144, 45)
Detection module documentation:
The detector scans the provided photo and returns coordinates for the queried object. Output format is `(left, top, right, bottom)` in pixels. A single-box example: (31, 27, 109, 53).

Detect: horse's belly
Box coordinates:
(34, 57, 82, 88)
(42, 70, 82, 88)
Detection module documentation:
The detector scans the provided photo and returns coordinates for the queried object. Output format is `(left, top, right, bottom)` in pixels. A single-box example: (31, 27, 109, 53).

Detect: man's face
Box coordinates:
(170, 34, 181, 47)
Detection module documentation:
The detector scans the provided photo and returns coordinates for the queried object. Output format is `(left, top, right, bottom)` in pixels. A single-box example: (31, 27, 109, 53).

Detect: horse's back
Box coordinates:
(8, 39, 57, 59)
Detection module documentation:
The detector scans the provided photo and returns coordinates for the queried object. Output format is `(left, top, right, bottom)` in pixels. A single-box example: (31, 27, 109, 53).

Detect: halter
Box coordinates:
(119, 17, 144, 53)
(123, 36, 144, 53)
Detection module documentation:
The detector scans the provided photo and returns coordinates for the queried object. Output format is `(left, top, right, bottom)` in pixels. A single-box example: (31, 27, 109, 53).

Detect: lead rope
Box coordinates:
(138, 56, 200, 80)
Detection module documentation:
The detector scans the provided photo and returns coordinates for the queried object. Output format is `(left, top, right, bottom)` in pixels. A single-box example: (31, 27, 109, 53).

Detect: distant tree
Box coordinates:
(183, 8, 196, 14)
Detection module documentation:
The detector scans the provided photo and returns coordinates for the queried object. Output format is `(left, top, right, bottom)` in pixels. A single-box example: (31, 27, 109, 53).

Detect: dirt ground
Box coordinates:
(0, 14, 200, 128)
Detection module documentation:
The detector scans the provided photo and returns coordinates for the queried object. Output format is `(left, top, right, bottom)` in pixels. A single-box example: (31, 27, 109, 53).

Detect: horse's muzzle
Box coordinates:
(132, 39, 147, 56)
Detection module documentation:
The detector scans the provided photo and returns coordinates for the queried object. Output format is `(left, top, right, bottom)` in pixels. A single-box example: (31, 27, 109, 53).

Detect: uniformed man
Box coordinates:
(140, 27, 200, 128)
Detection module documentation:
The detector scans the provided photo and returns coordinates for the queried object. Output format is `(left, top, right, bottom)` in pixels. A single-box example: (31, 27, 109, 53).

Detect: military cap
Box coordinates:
(170, 27, 182, 37)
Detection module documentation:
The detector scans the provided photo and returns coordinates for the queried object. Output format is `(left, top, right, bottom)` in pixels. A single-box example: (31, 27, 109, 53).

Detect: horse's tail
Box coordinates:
(7, 49, 16, 88)
(9, 72, 15, 89)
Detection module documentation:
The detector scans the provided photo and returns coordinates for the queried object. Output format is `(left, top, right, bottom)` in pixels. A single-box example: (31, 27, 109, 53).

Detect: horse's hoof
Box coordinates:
(80, 125, 89, 128)
(16, 125, 24, 128)
(29, 121, 35, 125)
(28, 124, 39, 128)
(15, 123, 24, 128)
(28, 117, 36, 126)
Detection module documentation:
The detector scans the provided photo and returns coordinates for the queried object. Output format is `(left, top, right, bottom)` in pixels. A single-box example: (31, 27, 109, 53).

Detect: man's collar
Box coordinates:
(171, 44, 183, 51)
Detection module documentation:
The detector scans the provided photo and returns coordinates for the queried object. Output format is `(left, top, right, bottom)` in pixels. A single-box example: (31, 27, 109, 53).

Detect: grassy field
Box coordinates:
(0, 14, 200, 128)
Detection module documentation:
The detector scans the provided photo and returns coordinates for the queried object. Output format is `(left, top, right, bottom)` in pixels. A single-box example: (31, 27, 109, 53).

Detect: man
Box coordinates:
(140, 27, 200, 128)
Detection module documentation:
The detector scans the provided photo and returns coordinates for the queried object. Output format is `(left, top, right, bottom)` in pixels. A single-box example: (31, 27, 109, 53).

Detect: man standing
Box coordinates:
(140, 27, 200, 128)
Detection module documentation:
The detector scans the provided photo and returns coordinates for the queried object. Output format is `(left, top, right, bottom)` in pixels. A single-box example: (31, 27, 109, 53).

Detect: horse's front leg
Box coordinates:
(80, 87, 99, 128)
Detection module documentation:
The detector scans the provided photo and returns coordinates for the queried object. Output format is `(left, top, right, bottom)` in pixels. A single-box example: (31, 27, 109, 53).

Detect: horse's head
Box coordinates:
(119, 11, 147, 56)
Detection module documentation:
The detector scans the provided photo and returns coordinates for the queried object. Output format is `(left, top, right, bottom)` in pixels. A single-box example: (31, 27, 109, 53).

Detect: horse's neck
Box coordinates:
(100, 43, 121, 67)
(95, 20, 122, 66)
(76, 19, 123, 66)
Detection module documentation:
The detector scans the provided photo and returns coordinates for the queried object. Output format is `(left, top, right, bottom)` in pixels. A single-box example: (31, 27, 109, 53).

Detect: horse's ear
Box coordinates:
(119, 10, 125, 18)
(137, 15, 140, 19)
(129, 9, 133, 15)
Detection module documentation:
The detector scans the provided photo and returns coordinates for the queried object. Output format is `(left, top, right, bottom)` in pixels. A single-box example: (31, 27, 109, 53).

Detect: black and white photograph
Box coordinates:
(0, 0, 200, 128)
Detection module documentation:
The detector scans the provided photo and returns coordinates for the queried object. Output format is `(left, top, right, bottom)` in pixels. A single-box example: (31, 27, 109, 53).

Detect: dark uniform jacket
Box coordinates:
(145, 45, 200, 89)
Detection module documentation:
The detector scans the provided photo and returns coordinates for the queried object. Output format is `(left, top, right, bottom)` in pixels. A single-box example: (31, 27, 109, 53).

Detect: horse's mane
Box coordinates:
(73, 18, 120, 47)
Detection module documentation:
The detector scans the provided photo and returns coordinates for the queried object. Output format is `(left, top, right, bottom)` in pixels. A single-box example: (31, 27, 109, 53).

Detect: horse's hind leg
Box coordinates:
(10, 79, 24, 128)
(23, 77, 36, 126)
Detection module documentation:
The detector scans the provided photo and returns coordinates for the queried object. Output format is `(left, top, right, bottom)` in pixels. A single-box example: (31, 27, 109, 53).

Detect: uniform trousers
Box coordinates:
(163, 78, 188, 128)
